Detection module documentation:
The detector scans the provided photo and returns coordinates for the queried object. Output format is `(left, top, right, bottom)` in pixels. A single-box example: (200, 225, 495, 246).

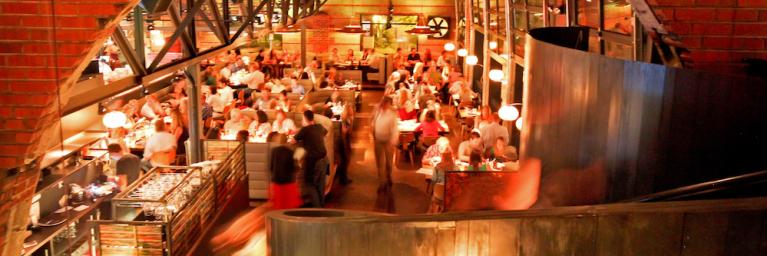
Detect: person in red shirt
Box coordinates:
(398, 102, 418, 120)
(414, 110, 445, 138)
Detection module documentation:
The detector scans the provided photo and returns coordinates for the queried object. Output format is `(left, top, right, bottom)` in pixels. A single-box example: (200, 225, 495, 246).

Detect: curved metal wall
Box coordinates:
(521, 28, 767, 207)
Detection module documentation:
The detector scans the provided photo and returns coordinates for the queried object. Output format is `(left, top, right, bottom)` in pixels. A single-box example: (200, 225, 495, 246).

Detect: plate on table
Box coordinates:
(38, 218, 66, 227)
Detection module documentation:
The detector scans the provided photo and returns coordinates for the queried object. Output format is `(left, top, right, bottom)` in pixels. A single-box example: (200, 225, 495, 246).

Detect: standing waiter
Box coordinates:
(292, 110, 328, 207)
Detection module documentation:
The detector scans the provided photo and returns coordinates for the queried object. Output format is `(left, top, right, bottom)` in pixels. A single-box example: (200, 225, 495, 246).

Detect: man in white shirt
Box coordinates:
(245, 63, 265, 90)
(457, 130, 483, 162)
(371, 96, 399, 192)
(302, 65, 317, 85)
(479, 113, 510, 151)
(290, 79, 305, 95)
(361, 48, 380, 83)
(219, 64, 232, 79)
(143, 119, 177, 168)
(206, 86, 226, 116)
(218, 81, 234, 107)
(140, 95, 161, 119)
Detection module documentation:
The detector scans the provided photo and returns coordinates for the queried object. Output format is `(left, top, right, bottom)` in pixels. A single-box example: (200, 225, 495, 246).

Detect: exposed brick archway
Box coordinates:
(0, 1, 139, 254)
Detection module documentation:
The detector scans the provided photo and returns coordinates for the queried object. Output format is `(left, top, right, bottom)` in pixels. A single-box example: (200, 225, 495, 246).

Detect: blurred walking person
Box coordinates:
(371, 97, 399, 192)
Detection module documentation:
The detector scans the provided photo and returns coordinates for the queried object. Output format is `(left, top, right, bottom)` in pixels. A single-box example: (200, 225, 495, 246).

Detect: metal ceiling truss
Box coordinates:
(112, 0, 328, 75)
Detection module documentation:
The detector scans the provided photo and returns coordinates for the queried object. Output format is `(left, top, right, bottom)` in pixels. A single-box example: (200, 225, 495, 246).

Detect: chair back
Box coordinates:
(399, 133, 415, 148)
(433, 183, 445, 200)
(150, 149, 176, 166)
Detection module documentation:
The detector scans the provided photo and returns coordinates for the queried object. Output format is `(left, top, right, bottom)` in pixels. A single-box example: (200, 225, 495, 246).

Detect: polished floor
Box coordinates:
(196, 89, 463, 254)
(324, 90, 432, 214)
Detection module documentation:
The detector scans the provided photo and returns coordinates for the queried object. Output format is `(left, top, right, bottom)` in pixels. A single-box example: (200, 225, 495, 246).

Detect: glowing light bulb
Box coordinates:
(103, 111, 128, 129)
(489, 69, 504, 82)
(150, 30, 165, 47)
(489, 41, 498, 50)
(457, 48, 468, 57)
(515, 117, 523, 130)
(466, 55, 478, 65)
(444, 42, 456, 51)
(498, 104, 520, 121)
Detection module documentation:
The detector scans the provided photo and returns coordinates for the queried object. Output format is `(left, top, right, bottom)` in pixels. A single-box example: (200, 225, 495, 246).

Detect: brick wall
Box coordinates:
(649, 0, 767, 73)
(0, 0, 139, 254)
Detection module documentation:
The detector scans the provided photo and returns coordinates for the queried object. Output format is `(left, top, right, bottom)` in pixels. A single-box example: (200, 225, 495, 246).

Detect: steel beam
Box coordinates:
(167, 4, 198, 57)
(198, 10, 227, 43)
(207, 0, 229, 42)
(133, 7, 146, 68)
(112, 27, 147, 76)
(148, 0, 206, 71)
(231, 0, 269, 42)
(185, 64, 203, 163)
(142, 42, 243, 85)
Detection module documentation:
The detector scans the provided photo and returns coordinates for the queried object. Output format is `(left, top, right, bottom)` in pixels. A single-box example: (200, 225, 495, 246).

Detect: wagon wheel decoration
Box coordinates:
(427, 17, 450, 38)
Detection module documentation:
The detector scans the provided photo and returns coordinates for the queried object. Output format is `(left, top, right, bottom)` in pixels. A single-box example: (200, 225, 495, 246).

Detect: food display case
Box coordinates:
(95, 143, 247, 256)
(95, 166, 210, 256)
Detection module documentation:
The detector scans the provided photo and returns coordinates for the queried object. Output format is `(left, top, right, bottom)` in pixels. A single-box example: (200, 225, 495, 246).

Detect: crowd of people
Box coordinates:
(106, 45, 518, 217)
(365, 47, 519, 213)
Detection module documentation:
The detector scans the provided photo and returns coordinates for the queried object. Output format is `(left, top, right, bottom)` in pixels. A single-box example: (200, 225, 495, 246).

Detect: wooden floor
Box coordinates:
(322, 89, 466, 213)
(194, 89, 465, 255)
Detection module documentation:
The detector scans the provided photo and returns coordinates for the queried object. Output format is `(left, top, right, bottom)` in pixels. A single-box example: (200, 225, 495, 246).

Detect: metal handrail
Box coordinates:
(623, 170, 767, 202)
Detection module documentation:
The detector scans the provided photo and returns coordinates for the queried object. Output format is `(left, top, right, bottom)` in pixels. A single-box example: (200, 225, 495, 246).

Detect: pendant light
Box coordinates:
(407, 5, 436, 35)
(444, 42, 456, 51)
(103, 111, 128, 129)
(465, 55, 478, 65)
(338, 0, 365, 34)
(274, 25, 300, 34)
(457, 48, 468, 57)
(499, 104, 520, 121)
(338, 24, 365, 33)
(489, 69, 504, 82)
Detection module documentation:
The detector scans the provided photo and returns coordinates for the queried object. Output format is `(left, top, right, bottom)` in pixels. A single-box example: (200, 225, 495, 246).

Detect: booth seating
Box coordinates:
(364, 56, 387, 84)
(301, 90, 357, 115)
(260, 109, 304, 124)
(203, 107, 337, 200)
(246, 142, 271, 199)
(298, 79, 315, 93)
(336, 69, 362, 82)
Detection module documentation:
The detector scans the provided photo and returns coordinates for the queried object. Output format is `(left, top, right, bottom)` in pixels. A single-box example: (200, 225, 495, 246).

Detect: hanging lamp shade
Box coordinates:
(489, 69, 504, 82)
(274, 25, 300, 34)
(406, 25, 437, 35)
(103, 111, 128, 129)
(407, 16, 437, 35)
(457, 48, 468, 57)
(444, 42, 456, 51)
(498, 104, 520, 121)
(515, 117, 523, 130)
(338, 24, 365, 33)
(465, 55, 478, 65)
(140, 0, 172, 14)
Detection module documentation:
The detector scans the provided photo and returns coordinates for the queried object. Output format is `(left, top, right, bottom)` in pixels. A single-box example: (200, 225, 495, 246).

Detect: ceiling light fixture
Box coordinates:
(489, 69, 504, 82)
(444, 42, 456, 51)
(466, 55, 478, 65)
(457, 48, 468, 57)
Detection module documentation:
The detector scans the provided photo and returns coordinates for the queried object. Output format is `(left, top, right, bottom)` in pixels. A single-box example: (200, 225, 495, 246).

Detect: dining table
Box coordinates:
(397, 119, 450, 133)
(458, 107, 480, 119)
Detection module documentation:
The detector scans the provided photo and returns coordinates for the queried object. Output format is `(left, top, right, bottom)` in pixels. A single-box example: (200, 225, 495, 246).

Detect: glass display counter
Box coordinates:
(94, 143, 246, 256)
(95, 165, 217, 256)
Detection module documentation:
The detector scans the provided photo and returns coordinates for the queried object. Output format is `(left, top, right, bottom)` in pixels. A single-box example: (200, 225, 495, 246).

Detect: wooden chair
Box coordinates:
(396, 133, 416, 165)
(150, 149, 176, 166)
